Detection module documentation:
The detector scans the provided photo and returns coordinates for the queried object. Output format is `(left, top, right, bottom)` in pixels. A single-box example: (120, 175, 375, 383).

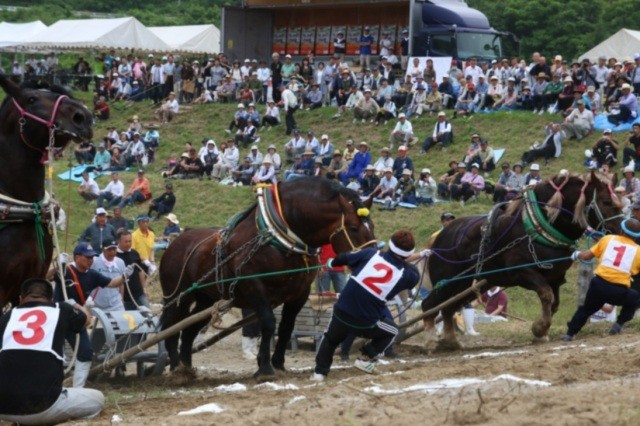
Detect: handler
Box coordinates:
(562, 218, 640, 341)
(0, 279, 104, 424)
(311, 230, 420, 381)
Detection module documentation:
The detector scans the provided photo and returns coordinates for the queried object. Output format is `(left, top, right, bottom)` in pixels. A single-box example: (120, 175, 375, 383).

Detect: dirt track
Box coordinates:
(74, 315, 640, 426)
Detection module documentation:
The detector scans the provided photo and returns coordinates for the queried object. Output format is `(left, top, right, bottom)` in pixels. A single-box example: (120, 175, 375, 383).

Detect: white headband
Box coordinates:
(389, 239, 415, 257)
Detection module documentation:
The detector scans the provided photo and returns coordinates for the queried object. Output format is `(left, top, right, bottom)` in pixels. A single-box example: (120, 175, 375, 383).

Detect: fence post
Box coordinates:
(577, 261, 593, 307)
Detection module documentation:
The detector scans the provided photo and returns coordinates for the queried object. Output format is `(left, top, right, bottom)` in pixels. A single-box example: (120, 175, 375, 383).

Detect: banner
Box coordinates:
(273, 27, 287, 55)
(346, 26, 362, 55)
(315, 26, 331, 55)
(286, 27, 302, 55)
(329, 25, 346, 55)
(300, 27, 316, 56)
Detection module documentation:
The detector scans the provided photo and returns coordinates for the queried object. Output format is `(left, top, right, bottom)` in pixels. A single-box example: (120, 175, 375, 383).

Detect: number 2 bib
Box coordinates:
(2, 305, 61, 360)
(353, 252, 404, 301)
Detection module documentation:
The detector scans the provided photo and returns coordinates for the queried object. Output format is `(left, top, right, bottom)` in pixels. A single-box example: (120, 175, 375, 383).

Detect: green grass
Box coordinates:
(53, 92, 619, 325)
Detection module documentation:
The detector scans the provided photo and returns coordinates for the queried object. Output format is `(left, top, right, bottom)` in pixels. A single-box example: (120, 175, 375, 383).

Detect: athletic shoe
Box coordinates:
(609, 323, 622, 335)
(354, 358, 376, 374)
(561, 334, 573, 342)
(310, 373, 326, 382)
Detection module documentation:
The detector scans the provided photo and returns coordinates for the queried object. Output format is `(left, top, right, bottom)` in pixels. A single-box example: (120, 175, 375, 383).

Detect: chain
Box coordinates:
(528, 237, 554, 269)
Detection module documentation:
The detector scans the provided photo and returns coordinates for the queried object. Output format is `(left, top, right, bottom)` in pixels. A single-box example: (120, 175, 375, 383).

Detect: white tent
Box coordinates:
(22, 17, 170, 51)
(579, 28, 640, 61)
(148, 24, 220, 54)
(0, 21, 47, 48)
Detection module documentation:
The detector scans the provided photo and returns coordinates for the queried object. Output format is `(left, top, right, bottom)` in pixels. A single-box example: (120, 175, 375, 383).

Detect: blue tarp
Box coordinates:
(593, 113, 640, 132)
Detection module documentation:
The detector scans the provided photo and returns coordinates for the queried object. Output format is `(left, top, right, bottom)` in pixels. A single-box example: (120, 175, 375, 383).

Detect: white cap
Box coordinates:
(251, 145, 258, 150)
(237, 103, 245, 108)
(402, 169, 412, 175)
(398, 145, 407, 151)
(471, 163, 480, 168)
(422, 168, 431, 174)
(530, 163, 540, 171)
(285, 54, 292, 59)
(438, 111, 446, 117)
(603, 128, 612, 134)
(95, 207, 107, 216)
(398, 112, 406, 118)
(383, 167, 393, 173)
(624, 165, 635, 173)
(321, 134, 329, 140)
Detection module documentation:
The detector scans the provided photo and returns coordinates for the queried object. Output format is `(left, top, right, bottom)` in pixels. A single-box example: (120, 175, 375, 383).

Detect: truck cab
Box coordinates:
(411, 0, 518, 61)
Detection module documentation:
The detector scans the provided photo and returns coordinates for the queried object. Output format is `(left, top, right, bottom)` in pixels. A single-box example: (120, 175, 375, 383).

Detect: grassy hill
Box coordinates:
(51, 92, 621, 336)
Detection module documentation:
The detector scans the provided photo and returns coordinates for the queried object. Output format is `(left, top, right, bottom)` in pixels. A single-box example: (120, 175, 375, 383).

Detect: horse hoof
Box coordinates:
(253, 370, 277, 383)
(435, 339, 463, 352)
(272, 363, 286, 372)
(532, 335, 549, 344)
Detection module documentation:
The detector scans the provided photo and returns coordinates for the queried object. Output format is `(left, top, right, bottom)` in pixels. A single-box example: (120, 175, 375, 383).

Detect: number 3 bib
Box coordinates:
(2, 306, 61, 360)
(353, 252, 404, 301)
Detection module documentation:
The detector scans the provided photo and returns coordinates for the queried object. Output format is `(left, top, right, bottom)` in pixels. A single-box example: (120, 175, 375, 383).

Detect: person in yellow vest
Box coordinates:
(563, 218, 640, 341)
(132, 215, 156, 274)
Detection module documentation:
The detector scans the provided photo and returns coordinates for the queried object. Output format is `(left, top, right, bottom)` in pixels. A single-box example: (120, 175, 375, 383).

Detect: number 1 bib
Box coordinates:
(2, 305, 61, 360)
(353, 252, 404, 301)
(601, 240, 638, 274)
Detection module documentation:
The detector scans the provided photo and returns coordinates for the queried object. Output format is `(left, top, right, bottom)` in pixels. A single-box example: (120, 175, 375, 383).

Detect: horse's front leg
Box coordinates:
(436, 308, 463, 351)
(272, 296, 306, 371)
(523, 274, 555, 343)
(254, 299, 277, 381)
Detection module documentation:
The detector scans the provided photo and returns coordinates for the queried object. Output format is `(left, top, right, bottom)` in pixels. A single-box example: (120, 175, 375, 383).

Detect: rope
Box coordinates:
(32, 201, 46, 260)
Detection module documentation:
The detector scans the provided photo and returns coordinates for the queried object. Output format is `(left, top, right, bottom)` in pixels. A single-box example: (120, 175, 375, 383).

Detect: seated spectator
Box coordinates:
(285, 149, 315, 181)
(109, 147, 126, 171)
(156, 92, 179, 124)
(108, 207, 127, 234)
(343, 140, 357, 164)
(325, 151, 348, 180)
(264, 144, 282, 170)
(304, 131, 319, 155)
(517, 86, 534, 111)
(463, 134, 482, 165)
(542, 73, 564, 113)
(422, 112, 453, 153)
(78, 207, 118, 248)
(226, 103, 248, 133)
(154, 213, 181, 253)
(522, 123, 565, 165)
(87, 142, 111, 172)
(391, 169, 416, 206)
(375, 78, 394, 106)
(75, 140, 95, 165)
(237, 84, 254, 107)
(416, 168, 436, 205)
(493, 162, 525, 202)
(353, 88, 380, 123)
(375, 96, 396, 126)
(127, 116, 142, 136)
(247, 145, 263, 169)
(524, 163, 543, 186)
(94, 95, 110, 120)
(359, 164, 380, 196)
(110, 132, 129, 153)
(262, 101, 281, 128)
(335, 85, 362, 118)
(193, 89, 214, 104)
(621, 166, 640, 202)
(405, 84, 427, 119)
(531, 72, 549, 114)
(231, 158, 255, 186)
(252, 158, 277, 185)
(452, 163, 485, 203)
(171, 148, 204, 179)
(608, 83, 638, 126)
(392, 145, 414, 179)
(471, 139, 496, 174)
(492, 79, 518, 110)
(557, 76, 575, 113)
(438, 162, 467, 200)
(623, 123, 640, 169)
(246, 103, 261, 127)
(142, 125, 160, 162)
(284, 129, 306, 163)
(235, 122, 258, 149)
(118, 170, 152, 209)
(453, 82, 478, 118)
(341, 141, 371, 184)
(563, 99, 594, 141)
(584, 86, 601, 114)
(148, 182, 176, 220)
(388, 113, 414, 151)
(484, 76, 502, 110)
(591, 129, 619, 167)
(248, 73, 263, 103)
(317, 135, 334, 166)
(305, 83, 323, 110)
(97, 171, 124, 209)
(211, 139, 239, 181)
(373, 146, 394, 175)
(216, 75, 236, 103)
(124, 133, 145, 167)
(375, 168, 398, 205)
(200, 139, 219, 177)
(312, 157, 324, 177)
(479, 286, 508, 317)
(77, 171, 99, 201)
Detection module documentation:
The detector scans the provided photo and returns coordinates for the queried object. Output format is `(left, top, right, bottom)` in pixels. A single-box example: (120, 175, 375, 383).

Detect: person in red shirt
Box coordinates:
(118, 169, 152, 208)
(317, 244, 346, 293)
(480, 286, 508, 317)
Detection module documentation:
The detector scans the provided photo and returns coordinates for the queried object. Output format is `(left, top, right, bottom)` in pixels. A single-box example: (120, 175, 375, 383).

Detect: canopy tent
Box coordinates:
(22, 17, 170, 51)
(0, 21, 47, 48)
(148, 24, 221, 54)
(579, 28, 640, 62)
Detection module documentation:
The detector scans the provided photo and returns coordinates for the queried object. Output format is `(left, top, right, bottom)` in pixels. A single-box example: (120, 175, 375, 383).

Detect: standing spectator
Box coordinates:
(379, 32, 393, 57)
(279, 83, 298, 136)
(149, 57, 164, 105)
(563, 99, 594, 141)
(400, 29, 410, 69)
(333, 32, 346, 60)
(90, 240, 126, 312)
(162, 55, 175, 98)
(78, 207, 118, 249)
(148, 182, 176, 220)
(77, 171, 99, 202)
(117, 231, 150, 310)
(118, 170, 152, 209)
(0, 279, 104, 424)
(388, 113, 414, 150)
(422, 112, 453, 153)
(359, 26, 374, 69)
(132, 215, 156, 275)
(108, 207, 127, 234)
(97, 171, 125, 209)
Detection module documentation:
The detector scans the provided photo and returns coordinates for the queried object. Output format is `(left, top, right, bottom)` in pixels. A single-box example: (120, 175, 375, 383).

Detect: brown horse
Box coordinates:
(422, 171, 623, 350)
(0, 75, 93, 308)
(160, 177, 376, 379)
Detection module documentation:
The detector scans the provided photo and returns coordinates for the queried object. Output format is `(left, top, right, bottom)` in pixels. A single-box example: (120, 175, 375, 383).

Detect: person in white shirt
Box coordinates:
(212, 139, 239, 181)
(247, 145, 264, 168)
(464, 57, 483, 85)
(279, 84, 298, 135)
(257, 61, 271, 102)
(317, 135, 334, 166)
(252, 158, 277, 185)
(373, 147, 394, 175)
(157, 92, 179, 124)
(264, 144, 282, 170)
(78, 171, 100, 201)
(97, 172, 125, 209)
(124, 133, 146, 167)
(262, 101, 280, 128)
(90, 241, 126, 312)
(375, 168, 398, 200)
(407, 57, 424, 83)
(422, 111, 453, 153)
(388, 113, 414, 150)
(379, 32, 393, 57)
(149, 58, 165, 104)
(240, 59, 252, 79)
(284, 129, 306, 163)
(563, 99, 594, 141)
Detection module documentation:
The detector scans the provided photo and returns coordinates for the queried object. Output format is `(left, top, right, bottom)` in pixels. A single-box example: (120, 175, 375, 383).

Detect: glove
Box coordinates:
(85, 296, 95, 308)
(571, 250, 581, 261)
(325, 258, 334, 269)
(58, 253, 69, 265)
(420, 249, 432, 258)
(124, 265, 135, 278)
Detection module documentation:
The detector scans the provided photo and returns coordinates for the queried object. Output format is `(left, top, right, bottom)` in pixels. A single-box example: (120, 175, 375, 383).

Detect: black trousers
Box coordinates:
(314, 310, 397, 376)
(566, 275, 640, 336)
(285, 106, 298, 135)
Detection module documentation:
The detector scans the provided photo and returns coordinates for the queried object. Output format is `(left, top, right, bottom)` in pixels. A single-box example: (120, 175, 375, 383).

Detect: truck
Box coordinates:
(221, 0, 518, 62)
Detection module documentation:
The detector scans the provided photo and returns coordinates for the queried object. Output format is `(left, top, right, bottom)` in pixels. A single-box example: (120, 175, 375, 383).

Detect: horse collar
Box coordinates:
(522, 189, 576, 249)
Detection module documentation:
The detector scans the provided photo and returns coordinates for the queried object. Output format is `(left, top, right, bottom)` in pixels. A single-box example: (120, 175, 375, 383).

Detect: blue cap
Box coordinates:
(73, 242, 97, 257)
(136, 214, 150, 223)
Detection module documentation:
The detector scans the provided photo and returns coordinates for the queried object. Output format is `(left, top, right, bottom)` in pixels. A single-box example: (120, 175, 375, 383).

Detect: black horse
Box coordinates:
(422, 171, 623, 350)
(0, 75, 93, 308)
(160, 177, 376, 380)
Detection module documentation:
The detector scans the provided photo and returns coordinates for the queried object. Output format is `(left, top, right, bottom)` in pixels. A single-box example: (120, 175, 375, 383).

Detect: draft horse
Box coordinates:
(422, 171, 623, 350)
(160, 177, 376, 380)
(0, 74, 93, 308)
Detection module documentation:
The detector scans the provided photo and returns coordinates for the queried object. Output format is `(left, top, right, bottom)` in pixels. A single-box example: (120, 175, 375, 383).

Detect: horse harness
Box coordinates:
(522, 189, 576, 250)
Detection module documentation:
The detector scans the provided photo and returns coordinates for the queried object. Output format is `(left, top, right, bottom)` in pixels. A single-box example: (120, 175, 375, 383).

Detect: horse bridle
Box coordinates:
(329, 213, 377, 252)
(579, 179, 625, 232)
(11, 94, 68, 157)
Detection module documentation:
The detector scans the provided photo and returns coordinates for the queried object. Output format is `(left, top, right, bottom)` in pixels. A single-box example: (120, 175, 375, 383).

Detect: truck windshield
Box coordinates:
(456, 32, 502, 61)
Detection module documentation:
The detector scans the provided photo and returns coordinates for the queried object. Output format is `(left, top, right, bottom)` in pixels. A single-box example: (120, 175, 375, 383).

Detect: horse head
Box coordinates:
(576, 170, 624, 235)
(0, 74, 93, 154)
(328, 187, 377, 254)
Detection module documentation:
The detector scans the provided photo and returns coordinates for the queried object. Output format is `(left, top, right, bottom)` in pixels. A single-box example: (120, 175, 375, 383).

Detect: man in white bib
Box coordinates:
(311, 230, 420, 381)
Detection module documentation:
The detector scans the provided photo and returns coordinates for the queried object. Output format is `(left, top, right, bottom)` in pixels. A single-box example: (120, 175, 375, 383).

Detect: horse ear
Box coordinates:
(363, 188, 377, 209)
(0, 73, 21, 99)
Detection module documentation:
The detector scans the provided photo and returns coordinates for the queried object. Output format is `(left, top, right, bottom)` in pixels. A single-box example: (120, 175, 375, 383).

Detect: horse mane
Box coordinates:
(325, 178, 365, 209)
(0, 80, 73, 111)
